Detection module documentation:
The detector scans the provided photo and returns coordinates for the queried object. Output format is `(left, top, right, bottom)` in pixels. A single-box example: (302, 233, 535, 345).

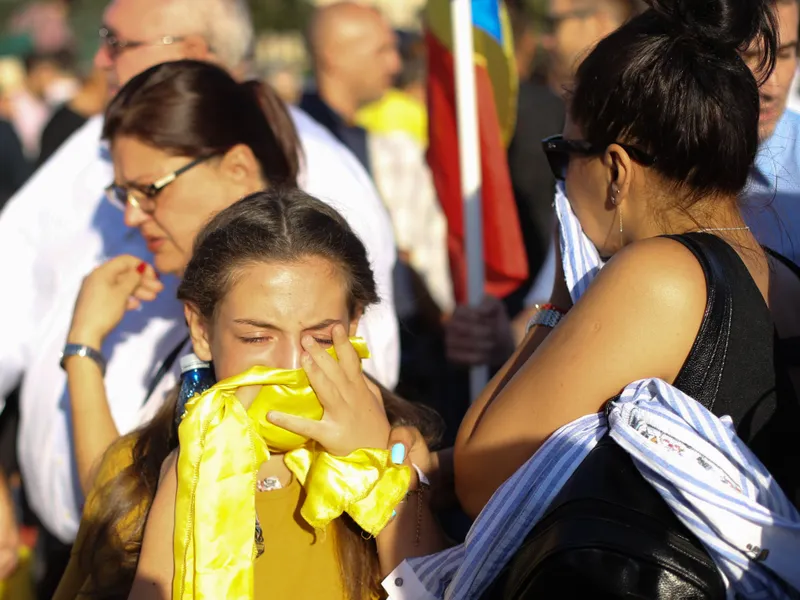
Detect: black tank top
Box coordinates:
(668, 233, 800, 507)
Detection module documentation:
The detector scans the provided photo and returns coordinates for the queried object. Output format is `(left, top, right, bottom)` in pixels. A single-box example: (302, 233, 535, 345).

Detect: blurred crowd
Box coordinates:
(0, 0, 799, 598)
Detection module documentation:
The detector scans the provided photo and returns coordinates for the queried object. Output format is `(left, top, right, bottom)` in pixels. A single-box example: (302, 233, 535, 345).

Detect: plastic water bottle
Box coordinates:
(176, 353, 216, 428)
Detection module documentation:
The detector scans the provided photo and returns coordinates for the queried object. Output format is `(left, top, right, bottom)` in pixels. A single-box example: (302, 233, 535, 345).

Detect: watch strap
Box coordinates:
(60, 343, 106, 375)
(526, 308, 565, 335)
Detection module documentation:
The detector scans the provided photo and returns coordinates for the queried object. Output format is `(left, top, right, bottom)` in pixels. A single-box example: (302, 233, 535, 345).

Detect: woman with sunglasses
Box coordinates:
(453, 0, 800, 523)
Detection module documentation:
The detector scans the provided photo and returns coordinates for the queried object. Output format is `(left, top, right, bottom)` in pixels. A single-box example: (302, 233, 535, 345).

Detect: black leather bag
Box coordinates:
(481, 235, 736, 600)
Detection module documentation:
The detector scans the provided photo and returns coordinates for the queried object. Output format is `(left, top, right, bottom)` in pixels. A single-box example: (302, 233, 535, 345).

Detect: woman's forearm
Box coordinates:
(454, 232, 572, 518)
(453, 324, 554, 519)
(376, 486, 447, 577)
(64, 347, 119, 494)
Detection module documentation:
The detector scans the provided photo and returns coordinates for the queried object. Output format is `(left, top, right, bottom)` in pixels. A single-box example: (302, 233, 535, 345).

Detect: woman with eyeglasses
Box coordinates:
(60, 59, 302, 498)
(453, 0, 800, 525)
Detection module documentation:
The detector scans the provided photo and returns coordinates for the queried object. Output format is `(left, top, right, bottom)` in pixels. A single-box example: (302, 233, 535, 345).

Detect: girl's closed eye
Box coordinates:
(313, 337, 333, 347)
(240, 335, 272, 344)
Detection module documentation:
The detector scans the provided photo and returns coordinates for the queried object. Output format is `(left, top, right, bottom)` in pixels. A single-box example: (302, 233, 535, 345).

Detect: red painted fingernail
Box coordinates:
(136, 262, 147, 274)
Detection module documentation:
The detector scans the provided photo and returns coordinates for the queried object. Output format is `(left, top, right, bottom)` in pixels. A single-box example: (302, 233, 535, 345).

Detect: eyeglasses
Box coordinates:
(541, 135, 656, 181)
(105, 155, 215, 214)
(542, 8, 597, 32)
(99, 26, 185, 60)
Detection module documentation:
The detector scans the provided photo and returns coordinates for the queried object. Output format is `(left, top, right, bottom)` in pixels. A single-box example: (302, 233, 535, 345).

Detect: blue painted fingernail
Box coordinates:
(391, 509, 397, 519)
(391, 443, 406, 465)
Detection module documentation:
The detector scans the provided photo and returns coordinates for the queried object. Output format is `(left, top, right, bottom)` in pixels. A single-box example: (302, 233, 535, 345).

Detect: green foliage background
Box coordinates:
(0, 0, 548, 68)
(0, 0, 313, 66)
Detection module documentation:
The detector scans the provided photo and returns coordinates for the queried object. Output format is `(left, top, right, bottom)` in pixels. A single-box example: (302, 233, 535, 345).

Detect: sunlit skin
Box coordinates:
(185, 257, 361, 484)
(113, 136, 264, 276)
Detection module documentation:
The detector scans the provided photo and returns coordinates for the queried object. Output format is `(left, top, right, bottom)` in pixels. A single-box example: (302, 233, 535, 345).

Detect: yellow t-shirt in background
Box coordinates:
(356, 89, 428, 148)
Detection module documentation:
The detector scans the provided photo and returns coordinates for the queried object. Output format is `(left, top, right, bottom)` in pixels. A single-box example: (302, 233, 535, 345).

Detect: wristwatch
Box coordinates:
(60, 343, 107, 375)
(525, 304, 567, 335)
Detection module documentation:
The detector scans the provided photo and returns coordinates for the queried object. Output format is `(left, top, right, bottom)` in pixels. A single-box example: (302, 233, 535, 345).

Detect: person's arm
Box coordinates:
(65, 256, 163, 493)
(0, 468, 19, 579)
(454, 238, 709, 518)
(376, 459, 446, 576)
(127, 450, 177, 600)
(0, 118, 101, 401)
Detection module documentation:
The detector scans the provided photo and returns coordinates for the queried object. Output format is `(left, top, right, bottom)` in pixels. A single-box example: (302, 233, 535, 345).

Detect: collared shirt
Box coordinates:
(1, 107, 399, 543)
(384, 186, 800, 599)
(743, 109, 800, 264)
(300, 91, 372, 175)
(301, 91, 454, 314)
(368, 132, 454, 313)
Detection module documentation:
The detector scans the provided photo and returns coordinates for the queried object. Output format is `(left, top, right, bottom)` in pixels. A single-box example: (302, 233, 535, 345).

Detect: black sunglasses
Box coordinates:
(541, 135, 656, 181)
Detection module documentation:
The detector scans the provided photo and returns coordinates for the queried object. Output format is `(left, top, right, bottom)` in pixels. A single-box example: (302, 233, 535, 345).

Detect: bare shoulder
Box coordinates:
(585, 236, 708, 320)
(554, 236, 709, 384)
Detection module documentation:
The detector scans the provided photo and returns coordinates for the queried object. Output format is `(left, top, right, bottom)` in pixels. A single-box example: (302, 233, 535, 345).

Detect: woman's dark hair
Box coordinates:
(570, 0, 778, 204)
(178, 188, 378, 319)
(80, 188, 443, 600)
(102, 59, 300, 187)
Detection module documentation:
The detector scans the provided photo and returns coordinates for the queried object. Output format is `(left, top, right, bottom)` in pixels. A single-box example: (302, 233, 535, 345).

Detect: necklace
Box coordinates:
(253, 476, 282, 560)
(699, 226, 750, 233)
(257, 475, 283, 492)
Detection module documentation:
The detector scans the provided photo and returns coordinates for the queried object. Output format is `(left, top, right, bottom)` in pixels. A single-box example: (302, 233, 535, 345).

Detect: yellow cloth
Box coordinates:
(356, 90, 428, 147)
(173, 338, 410, 600)
(51, 436, 365, 600)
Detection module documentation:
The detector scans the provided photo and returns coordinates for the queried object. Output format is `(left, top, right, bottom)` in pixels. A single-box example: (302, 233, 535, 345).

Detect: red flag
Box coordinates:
(425, 1, 528, 304)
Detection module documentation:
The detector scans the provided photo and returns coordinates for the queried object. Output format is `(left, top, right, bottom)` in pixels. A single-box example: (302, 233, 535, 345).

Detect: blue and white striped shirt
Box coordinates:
(383, 185, 800, 600)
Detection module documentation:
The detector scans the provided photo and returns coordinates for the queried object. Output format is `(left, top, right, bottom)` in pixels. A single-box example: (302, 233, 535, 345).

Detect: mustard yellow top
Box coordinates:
(52, 438, 348, 600)
(253, 478, 345, 599)
(53, 436, 138, 600)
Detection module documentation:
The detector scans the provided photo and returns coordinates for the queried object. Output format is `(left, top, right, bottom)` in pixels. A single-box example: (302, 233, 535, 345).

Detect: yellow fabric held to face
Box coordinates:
(172, 338, 410, 600)
(241, 338, 372, 452)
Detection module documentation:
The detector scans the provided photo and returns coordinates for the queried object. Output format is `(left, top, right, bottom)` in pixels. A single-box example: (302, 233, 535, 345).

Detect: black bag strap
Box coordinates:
(142, 335, 191, 407)
(662, 233, 736, 412)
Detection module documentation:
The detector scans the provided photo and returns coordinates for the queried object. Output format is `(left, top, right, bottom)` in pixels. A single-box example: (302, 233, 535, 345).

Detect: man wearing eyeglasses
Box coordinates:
(740, 0, 800, 265)
(0, 0, 399, 597)
(545, 0, 642, 96)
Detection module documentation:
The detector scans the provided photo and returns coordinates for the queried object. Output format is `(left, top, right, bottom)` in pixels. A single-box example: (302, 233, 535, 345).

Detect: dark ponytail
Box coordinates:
(239, 79, 301, 184)
(103, 60, 300, 187)
(570, 0, 778, 204)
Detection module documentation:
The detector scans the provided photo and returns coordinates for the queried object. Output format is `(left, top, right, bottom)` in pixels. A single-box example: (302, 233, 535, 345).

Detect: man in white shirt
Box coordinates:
(0, 0, 399, 594)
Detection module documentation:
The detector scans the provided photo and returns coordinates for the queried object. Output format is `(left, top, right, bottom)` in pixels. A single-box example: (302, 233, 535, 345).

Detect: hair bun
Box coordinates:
(647, 0, 775, 51)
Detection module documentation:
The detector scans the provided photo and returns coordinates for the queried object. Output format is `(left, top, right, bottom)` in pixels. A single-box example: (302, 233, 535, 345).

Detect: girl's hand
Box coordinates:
(68, 255, 163, 348)
(267, 325, 391, 456)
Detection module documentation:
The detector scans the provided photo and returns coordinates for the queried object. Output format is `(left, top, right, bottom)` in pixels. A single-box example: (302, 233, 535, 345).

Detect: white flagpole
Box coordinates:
(451, 0, 488, 401)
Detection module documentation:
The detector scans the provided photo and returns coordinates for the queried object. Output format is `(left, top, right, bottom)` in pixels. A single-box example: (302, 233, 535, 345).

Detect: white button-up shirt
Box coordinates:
(0, 107, 399, 543)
